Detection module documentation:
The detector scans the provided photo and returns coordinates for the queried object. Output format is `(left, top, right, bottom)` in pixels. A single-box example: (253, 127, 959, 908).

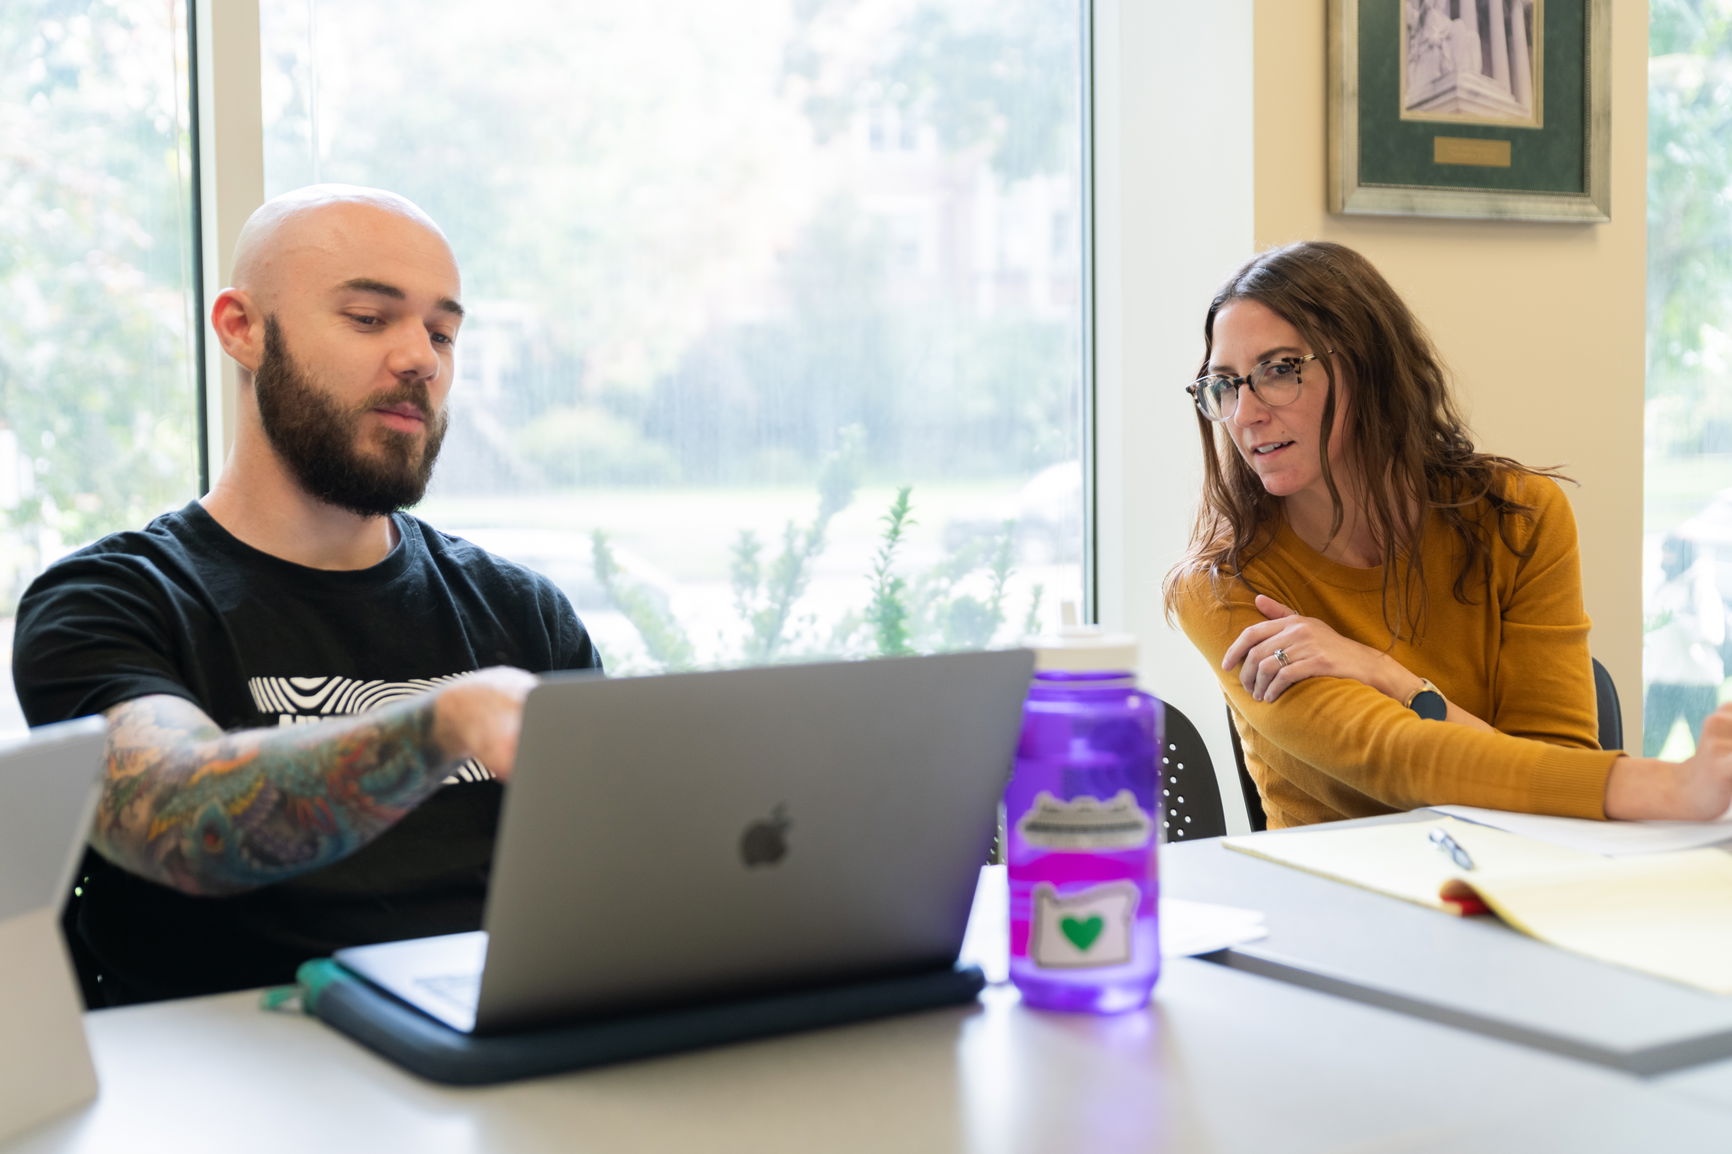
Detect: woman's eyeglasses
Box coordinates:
(1186, 351, 1333, 422)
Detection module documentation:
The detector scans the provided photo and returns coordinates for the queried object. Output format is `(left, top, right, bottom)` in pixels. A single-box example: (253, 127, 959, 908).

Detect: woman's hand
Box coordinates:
(1605, 704, 1732, 821)
(1222, 594, 1409, 703)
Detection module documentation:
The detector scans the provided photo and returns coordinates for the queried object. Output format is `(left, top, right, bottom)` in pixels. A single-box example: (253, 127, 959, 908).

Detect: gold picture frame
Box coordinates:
(1329, 0, 1610, 222)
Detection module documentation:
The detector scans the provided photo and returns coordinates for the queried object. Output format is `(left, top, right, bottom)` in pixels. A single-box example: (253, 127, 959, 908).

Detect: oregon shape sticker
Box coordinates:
(1030, 880, 1140, 969)
(1016, 790, 1153, 851)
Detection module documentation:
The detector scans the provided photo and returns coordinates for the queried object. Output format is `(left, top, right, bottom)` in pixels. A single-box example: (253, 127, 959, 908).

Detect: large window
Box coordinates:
(257, 0, 1088, 673)
(0, 1, 201, 731)
(1647, 0, 1732, 758)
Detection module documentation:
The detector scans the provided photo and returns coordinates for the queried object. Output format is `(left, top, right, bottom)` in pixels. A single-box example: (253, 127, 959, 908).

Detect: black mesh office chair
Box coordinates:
(1224, 710, 1267, 832)
(1160, 702, 1228, 841)
(1592, 657, 1623, 751)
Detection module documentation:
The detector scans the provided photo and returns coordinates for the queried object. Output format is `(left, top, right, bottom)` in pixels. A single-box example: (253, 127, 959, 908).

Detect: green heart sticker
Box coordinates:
(1060, 914, 1104, 951)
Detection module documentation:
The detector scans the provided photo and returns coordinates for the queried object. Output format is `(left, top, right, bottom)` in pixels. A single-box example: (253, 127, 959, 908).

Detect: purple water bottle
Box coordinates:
(1006, 609, 1163, 1013)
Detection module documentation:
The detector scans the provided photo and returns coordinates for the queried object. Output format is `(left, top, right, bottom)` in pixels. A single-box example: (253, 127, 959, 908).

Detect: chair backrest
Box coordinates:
(1224, 707, 1268, 832)
(1592, 656, 1623, 751)
(1160, 702, 1227, 841)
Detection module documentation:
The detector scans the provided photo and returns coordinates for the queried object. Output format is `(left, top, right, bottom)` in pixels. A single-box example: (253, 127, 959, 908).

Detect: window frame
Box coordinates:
(193, 0, 265, 487)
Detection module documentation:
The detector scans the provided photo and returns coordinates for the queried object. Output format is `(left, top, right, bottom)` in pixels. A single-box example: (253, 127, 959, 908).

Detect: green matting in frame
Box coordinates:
(1329, 0, 1609, 222)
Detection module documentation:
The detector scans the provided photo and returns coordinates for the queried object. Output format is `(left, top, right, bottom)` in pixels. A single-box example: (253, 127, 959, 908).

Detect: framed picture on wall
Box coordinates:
(1328, 0, 1610, 222)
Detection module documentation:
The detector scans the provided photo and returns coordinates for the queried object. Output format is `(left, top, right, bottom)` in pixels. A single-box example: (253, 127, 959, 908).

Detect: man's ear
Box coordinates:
(210, 288, 263, 373)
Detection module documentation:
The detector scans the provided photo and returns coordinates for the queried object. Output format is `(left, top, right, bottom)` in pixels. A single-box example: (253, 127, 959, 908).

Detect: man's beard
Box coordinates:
(253, 316, 449, 517)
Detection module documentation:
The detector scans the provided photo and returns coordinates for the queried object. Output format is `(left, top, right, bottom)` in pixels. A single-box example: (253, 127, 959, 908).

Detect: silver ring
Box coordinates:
(1274, 648, 1290, 667)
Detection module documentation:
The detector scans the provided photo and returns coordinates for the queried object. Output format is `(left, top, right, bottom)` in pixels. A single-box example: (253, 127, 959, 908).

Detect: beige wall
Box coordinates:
(1250, 0, 1648, 730)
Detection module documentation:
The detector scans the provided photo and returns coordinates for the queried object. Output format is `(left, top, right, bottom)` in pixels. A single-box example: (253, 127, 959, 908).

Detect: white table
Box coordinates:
(7, 956, 1731, 1154)
(1660, 1052, 1732, 1116)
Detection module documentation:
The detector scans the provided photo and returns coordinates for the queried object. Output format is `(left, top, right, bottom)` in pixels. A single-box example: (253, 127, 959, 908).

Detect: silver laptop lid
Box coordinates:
(475, 648, 1033, 1032)
(0, 716, 108, 925)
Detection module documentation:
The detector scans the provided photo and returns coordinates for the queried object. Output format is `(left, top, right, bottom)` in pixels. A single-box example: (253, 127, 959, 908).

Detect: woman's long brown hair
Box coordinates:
(1161, 240, 1562, 638)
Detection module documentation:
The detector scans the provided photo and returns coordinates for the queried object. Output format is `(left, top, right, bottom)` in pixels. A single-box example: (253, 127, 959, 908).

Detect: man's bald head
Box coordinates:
(208, 184, 462, 518)
(229, 184, 454, 308)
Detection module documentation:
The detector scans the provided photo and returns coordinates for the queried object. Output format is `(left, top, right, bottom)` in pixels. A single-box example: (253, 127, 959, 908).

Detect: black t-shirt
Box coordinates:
(12, 501, 601, 1005)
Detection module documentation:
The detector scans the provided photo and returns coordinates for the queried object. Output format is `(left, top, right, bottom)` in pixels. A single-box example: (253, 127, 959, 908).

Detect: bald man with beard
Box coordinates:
(13, 185, 602, 1006)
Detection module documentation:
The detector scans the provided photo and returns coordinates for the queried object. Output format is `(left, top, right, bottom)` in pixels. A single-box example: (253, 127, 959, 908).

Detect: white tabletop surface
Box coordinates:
(7, 955, 1732, 1154)
(1658, 1050, 1732, 1115)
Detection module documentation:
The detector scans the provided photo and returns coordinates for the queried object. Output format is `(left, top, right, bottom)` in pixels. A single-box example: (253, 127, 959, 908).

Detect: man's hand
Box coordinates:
(1222, 594, 1408, 703)
(1606, 704, 1732, 821)
(430, 666, 539, 780)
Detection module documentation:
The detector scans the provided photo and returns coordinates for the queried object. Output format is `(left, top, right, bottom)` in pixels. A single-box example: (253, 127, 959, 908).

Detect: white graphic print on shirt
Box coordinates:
(247, 674, 492, 783)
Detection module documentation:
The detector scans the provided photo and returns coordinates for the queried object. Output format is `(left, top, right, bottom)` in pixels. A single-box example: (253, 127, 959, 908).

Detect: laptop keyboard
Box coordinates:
(415, 972, 481, 1011)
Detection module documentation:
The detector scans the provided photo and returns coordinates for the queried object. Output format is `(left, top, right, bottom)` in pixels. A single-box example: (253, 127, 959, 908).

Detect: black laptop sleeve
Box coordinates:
(295, 958, 987, 1085)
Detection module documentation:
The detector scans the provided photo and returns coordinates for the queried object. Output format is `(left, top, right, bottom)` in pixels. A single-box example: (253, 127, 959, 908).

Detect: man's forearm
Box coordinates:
(97, 693, 461, 896)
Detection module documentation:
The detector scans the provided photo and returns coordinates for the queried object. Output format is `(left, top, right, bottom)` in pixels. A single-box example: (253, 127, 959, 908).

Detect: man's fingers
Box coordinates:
(432, 666, 539, 777)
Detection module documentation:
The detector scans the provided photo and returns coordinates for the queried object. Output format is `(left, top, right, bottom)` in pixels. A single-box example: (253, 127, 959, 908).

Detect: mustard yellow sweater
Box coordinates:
(1172, 473, 1622, 828)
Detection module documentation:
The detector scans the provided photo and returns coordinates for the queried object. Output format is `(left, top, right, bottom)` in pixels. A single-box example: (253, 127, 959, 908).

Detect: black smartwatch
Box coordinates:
(1405, 678, 1447, 721)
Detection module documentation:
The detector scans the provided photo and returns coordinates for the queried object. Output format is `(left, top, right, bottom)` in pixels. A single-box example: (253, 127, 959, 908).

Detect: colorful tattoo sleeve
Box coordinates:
(97, 694, 458, 896)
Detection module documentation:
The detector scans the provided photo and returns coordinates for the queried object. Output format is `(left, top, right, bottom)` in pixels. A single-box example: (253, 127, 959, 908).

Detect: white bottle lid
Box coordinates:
(1023, 602, 1140, 673)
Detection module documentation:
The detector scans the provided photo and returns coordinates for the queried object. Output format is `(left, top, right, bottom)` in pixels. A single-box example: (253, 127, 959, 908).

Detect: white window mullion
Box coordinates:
(194, 0, 266, 479)
(1091, 0, 1255, 828)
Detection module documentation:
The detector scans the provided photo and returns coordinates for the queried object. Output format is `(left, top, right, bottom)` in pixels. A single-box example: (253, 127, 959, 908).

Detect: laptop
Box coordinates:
(335, 648, 1034, 1034)
(0, 715, 109, 1141)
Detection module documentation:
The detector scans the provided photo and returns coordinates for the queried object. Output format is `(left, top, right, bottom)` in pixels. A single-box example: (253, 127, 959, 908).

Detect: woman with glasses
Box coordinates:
(1163, 240, 1732, 827)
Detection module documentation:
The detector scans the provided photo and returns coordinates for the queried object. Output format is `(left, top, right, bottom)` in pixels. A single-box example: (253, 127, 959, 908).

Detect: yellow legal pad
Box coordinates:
(1224, 816, 1732, 996)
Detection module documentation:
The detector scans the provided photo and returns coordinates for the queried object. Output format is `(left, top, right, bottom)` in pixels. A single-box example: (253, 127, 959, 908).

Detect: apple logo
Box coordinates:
(740, 803, 791, 867)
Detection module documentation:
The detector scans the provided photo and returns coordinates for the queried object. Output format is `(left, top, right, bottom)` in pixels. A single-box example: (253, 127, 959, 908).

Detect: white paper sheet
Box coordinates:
(1158, 898, 1269, 958)
(960, 865, 1266, 983)
(1432, 804, 1732, 856)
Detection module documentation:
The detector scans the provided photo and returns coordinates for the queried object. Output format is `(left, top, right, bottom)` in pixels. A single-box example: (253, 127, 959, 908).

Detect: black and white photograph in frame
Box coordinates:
(1403, 0, 1541, 127)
